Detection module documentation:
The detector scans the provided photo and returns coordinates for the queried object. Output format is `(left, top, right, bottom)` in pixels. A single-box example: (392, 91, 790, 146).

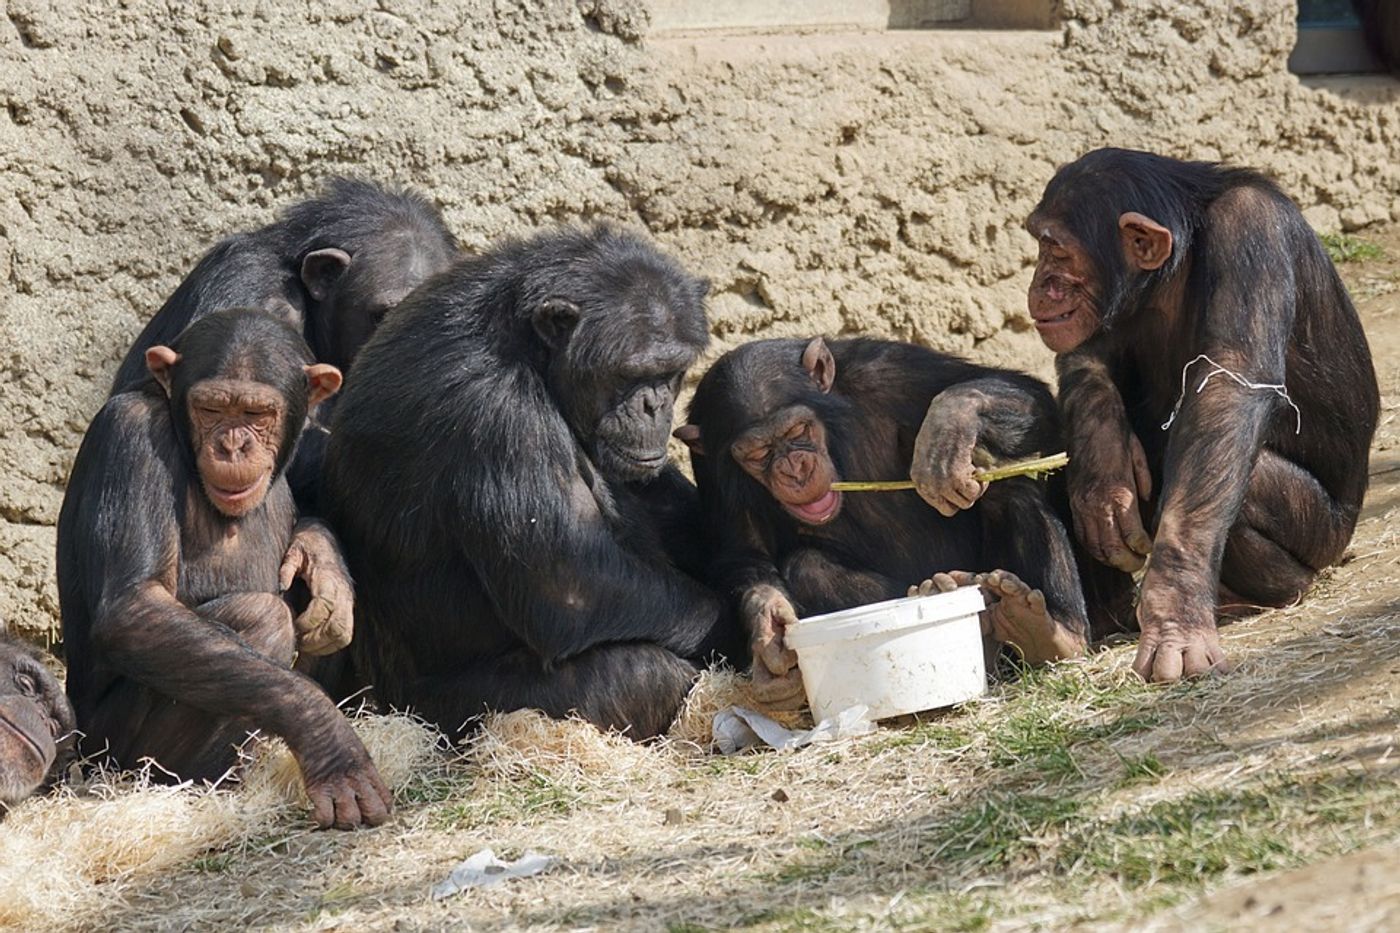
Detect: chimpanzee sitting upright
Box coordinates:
(678, 337, 1089, 707)
(323, 226, 740, 741)
(0, 631, 75, 815)
(59, 309, 392, 830)
(1025, 148, 1379, 683)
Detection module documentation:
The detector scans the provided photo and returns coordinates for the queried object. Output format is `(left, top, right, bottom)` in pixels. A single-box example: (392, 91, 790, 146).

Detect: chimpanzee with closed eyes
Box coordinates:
(678, 337, 1090, 708)
(0, 631, 75, 815)
(59, 309, 392, 830)
(323, 226, 742, 740)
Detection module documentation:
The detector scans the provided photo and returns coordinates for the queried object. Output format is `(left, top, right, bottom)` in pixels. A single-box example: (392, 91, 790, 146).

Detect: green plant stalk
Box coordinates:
(830, 452, 1069, 492)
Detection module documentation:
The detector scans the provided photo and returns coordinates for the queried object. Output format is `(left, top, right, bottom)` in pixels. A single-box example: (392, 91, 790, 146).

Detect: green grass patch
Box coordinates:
(432, 771, 584, 829)
(1321, 232, 1384, 263)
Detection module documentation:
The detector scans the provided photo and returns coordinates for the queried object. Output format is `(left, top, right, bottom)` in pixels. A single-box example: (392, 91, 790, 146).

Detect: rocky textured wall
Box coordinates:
(3, 0, 1398, 643)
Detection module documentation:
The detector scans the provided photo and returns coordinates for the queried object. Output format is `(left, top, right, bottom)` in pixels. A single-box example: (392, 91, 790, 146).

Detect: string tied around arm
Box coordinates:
(1161, 354, 1301, 434)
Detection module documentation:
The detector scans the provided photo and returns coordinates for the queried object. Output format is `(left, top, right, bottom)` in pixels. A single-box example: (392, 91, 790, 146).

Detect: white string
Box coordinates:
(1160, 354, 1301, 434)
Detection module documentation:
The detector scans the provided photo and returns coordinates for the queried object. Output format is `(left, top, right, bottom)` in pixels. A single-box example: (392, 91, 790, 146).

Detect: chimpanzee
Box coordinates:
(677, 337, 1090, 707)
(59, 309, 392, 830)
(1354, 1, 1400, 72)
(1026, 148, 1380, 683)
(110, 177, 456, 393)
(322, 226, 741, 741)
(0, 631, 75, 814)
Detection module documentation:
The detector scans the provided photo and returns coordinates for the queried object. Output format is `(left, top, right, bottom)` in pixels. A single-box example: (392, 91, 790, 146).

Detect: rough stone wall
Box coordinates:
(2, 0, 1398, 643)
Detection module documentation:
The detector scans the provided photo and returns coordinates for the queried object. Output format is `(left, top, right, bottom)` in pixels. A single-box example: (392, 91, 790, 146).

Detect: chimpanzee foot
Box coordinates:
(978, 569, 1087, 665)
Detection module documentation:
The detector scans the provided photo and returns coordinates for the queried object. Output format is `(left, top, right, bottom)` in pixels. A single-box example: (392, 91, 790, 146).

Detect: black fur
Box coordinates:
(322, 226, 739, 741)
(687, 337, 1088, 634)
(58, 310, 377, 793)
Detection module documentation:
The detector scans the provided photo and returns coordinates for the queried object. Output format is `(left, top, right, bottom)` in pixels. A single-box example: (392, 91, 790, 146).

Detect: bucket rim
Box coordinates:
(785, 585, 986, 650)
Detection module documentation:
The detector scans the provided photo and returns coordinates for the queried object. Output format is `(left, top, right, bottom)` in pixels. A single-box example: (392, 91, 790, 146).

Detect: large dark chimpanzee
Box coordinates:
(1025, 148, 1379, 683)
(0, 631, 75, 815)
(323, 226, 742, 741)
(677, 337, 1090, 707)
(59, 309, 392, 830)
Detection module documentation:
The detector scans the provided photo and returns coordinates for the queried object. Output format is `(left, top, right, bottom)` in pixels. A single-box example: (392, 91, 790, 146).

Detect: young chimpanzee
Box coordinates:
(0, 631, 75, 815)
(109, 178, 457, 518)
(59, 309, 392, 830)
(1026, 148, 1379, 683)
(323, 226, 742, 741)
(678, 337, 1089, 707)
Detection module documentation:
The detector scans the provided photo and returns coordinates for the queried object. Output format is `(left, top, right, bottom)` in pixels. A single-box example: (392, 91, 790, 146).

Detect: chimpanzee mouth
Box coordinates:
(204, 472, 269, 511)
(0, 709, 49, 768)
(784, 489, 843, 526)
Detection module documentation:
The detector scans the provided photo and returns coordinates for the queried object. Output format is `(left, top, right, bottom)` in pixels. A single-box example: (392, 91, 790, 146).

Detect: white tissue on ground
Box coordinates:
(432, 847, 556, 900)
(713, 705, 874, 754)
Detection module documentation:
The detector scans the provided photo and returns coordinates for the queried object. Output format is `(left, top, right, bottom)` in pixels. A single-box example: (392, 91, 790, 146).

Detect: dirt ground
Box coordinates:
(1, 225, 1398, 932)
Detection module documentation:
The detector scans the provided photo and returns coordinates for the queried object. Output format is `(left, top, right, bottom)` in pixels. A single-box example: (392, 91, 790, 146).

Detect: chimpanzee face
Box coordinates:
(183, 377, 291, 517)
(1025, 214, 1105, 354)
(731, 403, 843, 526)
(146, 328, 342, 518)
(0, 637, 74, 808)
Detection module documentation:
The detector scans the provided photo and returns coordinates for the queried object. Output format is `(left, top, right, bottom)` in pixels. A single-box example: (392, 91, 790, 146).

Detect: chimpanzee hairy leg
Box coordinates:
(1219, 449, 1357, 610)
(966, 477, 1091, 664)
(412, 644, 699, 741)
(781, 548, 905, 617)
(83, 593, 295, 781)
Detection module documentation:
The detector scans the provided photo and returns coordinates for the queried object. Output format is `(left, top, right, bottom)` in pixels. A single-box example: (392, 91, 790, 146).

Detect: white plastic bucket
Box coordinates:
(784, 585, 987, 722)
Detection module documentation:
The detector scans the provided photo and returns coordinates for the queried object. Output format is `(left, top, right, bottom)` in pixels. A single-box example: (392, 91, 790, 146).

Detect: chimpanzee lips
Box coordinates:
(0, 708, 49, 769)
(785, 488, 842, 526)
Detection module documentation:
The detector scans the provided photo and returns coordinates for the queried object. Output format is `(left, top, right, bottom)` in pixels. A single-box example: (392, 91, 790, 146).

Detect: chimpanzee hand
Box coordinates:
(910, 395, 986, 517)
(740, 585, 805, 710)
(296, 723, 394, 830)
(280, 519, 354, 656)
(1132, 569, 1230, 683)
(1068, 423, 1153, 573)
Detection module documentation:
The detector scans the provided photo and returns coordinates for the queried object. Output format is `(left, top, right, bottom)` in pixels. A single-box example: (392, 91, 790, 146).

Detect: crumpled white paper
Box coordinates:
(431, 847, 557, 900)
(712, 705, 874, 754)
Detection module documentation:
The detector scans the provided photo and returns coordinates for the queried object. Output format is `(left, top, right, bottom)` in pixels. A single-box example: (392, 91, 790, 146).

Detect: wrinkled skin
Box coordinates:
(1025, 218, 1103, 354)
(732, 407, 844, 526)
(0, 636, 75, 811)
(739, 585, 805, 709)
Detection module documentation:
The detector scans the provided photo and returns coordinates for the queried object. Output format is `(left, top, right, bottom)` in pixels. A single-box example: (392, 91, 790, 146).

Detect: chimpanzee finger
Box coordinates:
(1150, 645, 1184, 684)
(332, 782, 363, 830)
(355, 773, 393, 827)
(1129, 433, 1153, 501)
(1181, 642, 1216, 679)
(278, 545, 306, 593)
(309, 786, 335, 829)
(1131, 640, 1157, 682)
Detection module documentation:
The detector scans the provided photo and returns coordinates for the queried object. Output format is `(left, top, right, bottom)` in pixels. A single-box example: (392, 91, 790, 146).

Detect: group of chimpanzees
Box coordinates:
(0, 147, 1377, 829)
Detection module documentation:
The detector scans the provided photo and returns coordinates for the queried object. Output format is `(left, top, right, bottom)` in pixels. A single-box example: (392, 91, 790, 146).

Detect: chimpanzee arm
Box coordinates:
(70, 400, 388, 827)
(910, 373, 1061, 517)
(1133, 187, 1301, 682)
(1056, 345, 1155, 572)
(452, 377, 731, 665)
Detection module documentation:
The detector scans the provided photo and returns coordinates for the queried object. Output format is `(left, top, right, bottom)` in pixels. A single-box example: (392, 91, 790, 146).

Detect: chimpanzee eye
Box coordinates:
(785, 423, 807, 441)
(15, 672, 36, 696)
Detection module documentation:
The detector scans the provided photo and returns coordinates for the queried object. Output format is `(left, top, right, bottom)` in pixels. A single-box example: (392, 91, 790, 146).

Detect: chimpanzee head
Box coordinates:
(0, 633, 75, 811)
(1025, 148, 1195, 353)
(284, 177, 457, 375)
(145, 309, 341, 518)
(679, 337, 848, 527)
(521, 227, 711, 483)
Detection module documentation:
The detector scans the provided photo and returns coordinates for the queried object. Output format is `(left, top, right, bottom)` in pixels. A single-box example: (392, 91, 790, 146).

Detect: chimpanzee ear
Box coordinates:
(301, 248, 352, 302)
(304, 363, 343, 408)
(145, 345, 180, 397)
(673, 424, 705, 457)
(801, 337, 836, 394)
(1118, 212, 1173, 271)
(532, 298, 580, 349)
